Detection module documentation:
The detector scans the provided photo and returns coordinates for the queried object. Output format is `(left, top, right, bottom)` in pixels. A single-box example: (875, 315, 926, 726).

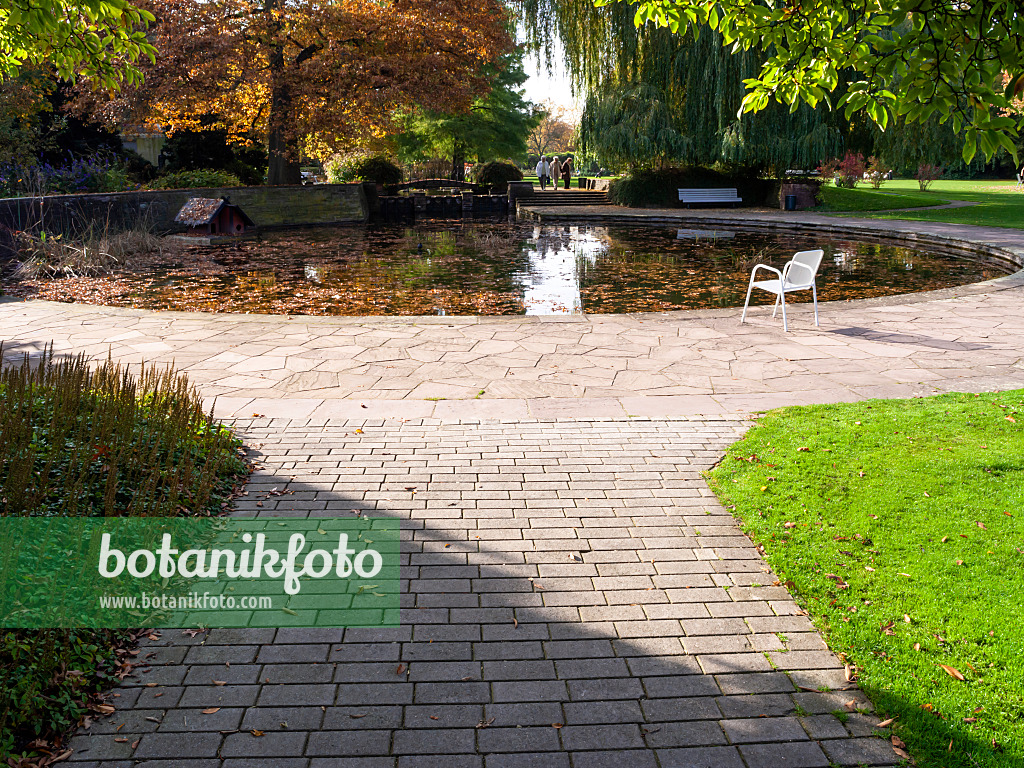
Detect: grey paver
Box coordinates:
(65, 418, 897, 767)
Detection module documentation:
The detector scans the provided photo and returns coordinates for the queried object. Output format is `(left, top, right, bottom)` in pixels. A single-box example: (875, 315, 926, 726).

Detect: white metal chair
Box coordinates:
(741, 249, 824, 332)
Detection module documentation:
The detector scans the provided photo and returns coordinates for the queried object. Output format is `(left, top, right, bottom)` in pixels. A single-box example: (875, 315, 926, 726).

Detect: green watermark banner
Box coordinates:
(0, 518, 400, 628)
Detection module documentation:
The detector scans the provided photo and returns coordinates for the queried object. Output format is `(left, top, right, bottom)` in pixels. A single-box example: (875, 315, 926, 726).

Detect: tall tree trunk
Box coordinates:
(451, 141, 465, 181)
(265, 0, 300, 186)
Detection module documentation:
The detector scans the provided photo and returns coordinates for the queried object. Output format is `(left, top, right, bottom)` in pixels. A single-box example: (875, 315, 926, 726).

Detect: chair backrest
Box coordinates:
(785, 249, 824, 286)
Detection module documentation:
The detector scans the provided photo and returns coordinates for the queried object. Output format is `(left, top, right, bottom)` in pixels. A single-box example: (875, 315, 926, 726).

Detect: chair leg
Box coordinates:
(771, 293, 781, 318)
(780, 291, 788, 332)
(812, 283, 819, 326)
(741, 278, 755, 324)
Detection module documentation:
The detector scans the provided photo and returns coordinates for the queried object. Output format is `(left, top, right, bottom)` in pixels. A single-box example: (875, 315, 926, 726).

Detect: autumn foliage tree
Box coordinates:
(527, 101, 576, 158)
(83, 0, 514, 184)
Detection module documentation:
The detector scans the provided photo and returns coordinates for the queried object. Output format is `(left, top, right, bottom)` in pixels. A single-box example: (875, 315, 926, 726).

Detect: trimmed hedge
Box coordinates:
(608, 166, 777, 208)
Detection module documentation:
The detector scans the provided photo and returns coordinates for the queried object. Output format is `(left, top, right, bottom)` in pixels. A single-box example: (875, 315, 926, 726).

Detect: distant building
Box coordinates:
(122, 127, 165, 166)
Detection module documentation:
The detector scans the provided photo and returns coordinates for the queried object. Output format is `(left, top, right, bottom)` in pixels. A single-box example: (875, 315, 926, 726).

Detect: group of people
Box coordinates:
(534, 156, 574, 190)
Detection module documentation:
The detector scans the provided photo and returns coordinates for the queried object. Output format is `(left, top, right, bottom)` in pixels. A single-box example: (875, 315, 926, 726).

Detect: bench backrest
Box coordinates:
(678, 188, 741, 200)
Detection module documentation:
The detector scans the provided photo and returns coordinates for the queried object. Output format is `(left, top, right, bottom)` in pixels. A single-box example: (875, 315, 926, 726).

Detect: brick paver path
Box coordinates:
(67, 418, 897, 767)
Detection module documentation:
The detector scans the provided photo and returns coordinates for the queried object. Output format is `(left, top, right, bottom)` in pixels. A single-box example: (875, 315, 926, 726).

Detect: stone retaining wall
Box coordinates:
(0, 183, 368, 235)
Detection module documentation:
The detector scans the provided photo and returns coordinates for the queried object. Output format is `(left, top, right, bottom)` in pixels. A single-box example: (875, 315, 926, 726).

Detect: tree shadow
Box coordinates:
(831, 326, 990, 351)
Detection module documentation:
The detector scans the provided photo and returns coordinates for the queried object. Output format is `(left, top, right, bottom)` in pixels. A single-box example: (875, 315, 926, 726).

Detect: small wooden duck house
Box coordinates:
(175, 197, 254, 236)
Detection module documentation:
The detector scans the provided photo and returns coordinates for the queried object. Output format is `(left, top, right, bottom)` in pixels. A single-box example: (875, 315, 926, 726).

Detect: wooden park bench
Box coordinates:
(677, 188, 743, 208)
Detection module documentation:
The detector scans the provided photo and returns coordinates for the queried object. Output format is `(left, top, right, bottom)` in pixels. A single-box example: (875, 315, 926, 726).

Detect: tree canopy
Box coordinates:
(393, 50, 540, 179)
(519, 0, 844, 172)
(609, 0, 1024, 163)
(0, 0, 154, 89)
(81, 0, 514, 184)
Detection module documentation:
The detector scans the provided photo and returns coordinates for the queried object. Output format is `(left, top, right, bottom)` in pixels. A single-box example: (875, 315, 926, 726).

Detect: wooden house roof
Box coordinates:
(175, 197, 254, 227)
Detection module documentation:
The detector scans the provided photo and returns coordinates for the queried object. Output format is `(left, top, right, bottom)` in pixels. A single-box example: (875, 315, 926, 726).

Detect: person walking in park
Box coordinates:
(550, 156, 562, 191)
(562, 156, 574, 189)
(535, 156, 550, 190)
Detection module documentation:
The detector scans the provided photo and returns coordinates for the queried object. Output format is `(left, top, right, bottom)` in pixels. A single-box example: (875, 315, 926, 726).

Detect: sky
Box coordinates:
(520, 45, 582, 116)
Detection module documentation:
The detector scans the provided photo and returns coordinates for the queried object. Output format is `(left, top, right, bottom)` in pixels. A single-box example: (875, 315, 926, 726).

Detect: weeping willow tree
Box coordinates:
(516, 0, 845, 173)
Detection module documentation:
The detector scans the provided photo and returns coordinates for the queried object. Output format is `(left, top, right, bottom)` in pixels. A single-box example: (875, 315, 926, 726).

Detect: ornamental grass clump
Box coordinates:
(0, 346, 247, 517)
(1, 348, 247, 759)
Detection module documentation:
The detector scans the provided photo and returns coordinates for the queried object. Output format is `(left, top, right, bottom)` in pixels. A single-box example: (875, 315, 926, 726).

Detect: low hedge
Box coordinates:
(0, 349, 248, 759)
(146, 169, 244, 190)
(609, 166, 777, 208)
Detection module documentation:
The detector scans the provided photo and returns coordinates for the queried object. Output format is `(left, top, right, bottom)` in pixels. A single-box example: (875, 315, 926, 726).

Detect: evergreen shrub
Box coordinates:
(474, 161, 523, 191)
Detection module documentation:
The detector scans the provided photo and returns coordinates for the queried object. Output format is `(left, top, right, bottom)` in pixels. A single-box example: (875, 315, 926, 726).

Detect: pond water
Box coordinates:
(125, 222, 1011, 316)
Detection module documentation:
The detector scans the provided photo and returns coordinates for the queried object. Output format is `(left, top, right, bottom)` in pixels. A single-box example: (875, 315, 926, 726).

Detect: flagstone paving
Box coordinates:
(66, 418, 899, 767)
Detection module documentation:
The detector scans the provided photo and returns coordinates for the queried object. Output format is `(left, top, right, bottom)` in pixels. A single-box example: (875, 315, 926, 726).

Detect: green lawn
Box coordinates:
(816, 185, 949, 212)
(821, 179, 1024, 229)
(710, 390, 1024, 768)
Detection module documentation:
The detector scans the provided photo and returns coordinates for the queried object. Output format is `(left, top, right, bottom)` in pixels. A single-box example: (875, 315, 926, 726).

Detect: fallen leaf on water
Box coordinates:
(939, 664, 965, 681)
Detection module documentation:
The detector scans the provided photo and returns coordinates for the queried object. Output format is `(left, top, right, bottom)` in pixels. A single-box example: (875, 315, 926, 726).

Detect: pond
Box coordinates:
(12, 223, 1014, 315)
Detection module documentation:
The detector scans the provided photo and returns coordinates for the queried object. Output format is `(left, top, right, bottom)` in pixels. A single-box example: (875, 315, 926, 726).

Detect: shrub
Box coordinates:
(0, 348, 247, 757)
(0, 156, 137, 197)
(608, 166, 775, 208)
(865, 156, 892, 189)
(915, 163, 943, 191)
(146, 169, 244, 190)
(160, 126, 267, 186)
(819, 152, 866, 189)
(473, 161, 523, 192)
(325, 153, 402, 185)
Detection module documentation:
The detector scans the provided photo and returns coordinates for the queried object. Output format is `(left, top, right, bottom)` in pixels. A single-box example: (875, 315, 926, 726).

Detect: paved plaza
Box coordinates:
(5, 211, 1022, 766)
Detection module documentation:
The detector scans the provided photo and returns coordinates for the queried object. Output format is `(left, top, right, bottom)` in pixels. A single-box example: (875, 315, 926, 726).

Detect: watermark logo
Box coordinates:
(0, 518, 399, 629)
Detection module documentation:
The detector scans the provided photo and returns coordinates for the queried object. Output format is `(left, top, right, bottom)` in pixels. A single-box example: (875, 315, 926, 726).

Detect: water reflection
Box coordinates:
(118, 222, 1011, 316)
